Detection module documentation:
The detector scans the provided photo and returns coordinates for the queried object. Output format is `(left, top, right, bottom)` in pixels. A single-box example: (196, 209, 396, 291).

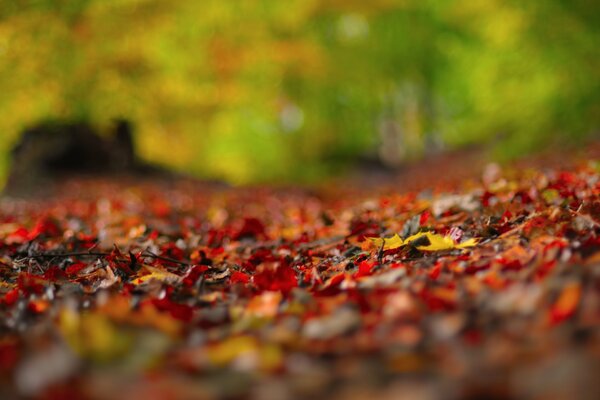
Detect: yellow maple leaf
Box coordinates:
(407, 231, 478, 251)
(405, 231, 455, 251)
(367, 233, 404, 250)
(455, 237, 479, 249)
(368, 231, 478, 252)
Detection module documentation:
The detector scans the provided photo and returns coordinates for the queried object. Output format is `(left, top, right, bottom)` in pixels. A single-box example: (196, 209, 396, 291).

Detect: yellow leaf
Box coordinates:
(369, 231, 479, 252)
(207, 336, 257, 367)
(96, 295, 181, 336)
(206, 335, 282, 372)
(367, 233, 404, 250)
(58, 308, 132, 363)
(455, 237, 479, 248)
(405, 232, 455, 251)
(133, 265, 181, 285)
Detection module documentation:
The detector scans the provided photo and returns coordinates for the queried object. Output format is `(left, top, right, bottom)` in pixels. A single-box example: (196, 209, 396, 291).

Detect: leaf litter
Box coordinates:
(0, 162, 599, 399)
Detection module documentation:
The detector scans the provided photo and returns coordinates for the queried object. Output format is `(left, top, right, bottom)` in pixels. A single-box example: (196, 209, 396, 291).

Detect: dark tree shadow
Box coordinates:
(4, 119, 172, 196)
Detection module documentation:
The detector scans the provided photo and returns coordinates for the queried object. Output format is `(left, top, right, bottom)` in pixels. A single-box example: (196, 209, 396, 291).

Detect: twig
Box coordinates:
(141, 249, 190, 266)
(27, 251, 109, 258)
(20, 249, 192, 267)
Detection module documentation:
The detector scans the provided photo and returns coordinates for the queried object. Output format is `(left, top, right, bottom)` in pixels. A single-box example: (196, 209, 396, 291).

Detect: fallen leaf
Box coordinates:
(132, 265, 181, 285)
(368, 231, 478, 252)
(549, 281, 581, 325)
(367, 233, 403, 250)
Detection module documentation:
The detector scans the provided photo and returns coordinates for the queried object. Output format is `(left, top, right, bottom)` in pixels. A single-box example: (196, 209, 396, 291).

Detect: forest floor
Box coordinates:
(1, 144, 600, 400)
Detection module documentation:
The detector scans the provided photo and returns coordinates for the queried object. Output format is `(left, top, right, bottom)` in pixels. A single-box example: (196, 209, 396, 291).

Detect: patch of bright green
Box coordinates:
(0, 0, 598, 185)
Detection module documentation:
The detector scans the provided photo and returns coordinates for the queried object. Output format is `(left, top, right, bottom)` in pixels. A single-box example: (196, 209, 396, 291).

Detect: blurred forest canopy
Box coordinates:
(0, 0, 598, 184)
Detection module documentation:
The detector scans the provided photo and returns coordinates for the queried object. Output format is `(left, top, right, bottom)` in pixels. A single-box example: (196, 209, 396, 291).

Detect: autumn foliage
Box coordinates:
(1, 161, 600, 398)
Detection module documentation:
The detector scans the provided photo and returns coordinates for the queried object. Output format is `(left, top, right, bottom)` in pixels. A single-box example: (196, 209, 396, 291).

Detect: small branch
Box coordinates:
(27, 251, 109, 259)
(18, 249, 192, 267)
(141, 249, 190, 266)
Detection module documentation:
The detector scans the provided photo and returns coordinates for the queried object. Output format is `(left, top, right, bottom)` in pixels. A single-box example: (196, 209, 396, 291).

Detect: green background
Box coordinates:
(0, 0, 598, 184)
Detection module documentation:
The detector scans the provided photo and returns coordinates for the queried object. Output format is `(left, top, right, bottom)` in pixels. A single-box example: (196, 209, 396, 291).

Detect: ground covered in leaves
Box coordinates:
(1, 161, 600, 399)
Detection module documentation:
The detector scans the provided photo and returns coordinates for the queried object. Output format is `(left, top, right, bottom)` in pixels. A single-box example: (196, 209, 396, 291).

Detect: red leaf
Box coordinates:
(230, 271, 250, 284)
(42, 266, 66, 281)
(17, 273, 46, 295)
(253, 262, 297, 294)
(233, 217, 267, 240)
(419, 211, 431, 225)
(549, 282, 581, 325)
(28, 217, 61, 240)
(428, 263, 441, 280)
(65, 262, 87, 276)
(183, 265, 209, 287)
(2, 288, 19, 306)
(353, 260, 375, 278)
(152, 298, 194, 322)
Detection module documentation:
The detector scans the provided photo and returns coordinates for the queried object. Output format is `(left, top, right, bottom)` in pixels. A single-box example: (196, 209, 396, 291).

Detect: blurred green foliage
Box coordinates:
(0, 0, 598, 183)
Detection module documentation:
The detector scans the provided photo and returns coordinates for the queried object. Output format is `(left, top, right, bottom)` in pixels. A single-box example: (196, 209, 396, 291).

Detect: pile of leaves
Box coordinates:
(1, 163, 599, 399)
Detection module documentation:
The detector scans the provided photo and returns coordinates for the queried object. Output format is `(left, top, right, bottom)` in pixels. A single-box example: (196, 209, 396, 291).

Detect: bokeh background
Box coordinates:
(0, 0, 598, 184)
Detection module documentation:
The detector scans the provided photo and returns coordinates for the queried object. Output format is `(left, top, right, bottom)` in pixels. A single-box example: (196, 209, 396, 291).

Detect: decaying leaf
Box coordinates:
(132, 265, 182, 285)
